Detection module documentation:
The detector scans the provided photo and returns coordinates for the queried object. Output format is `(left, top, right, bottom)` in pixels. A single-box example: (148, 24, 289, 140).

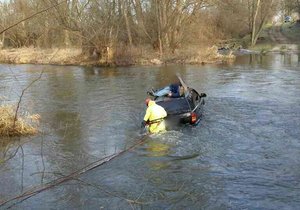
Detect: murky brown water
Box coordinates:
(1, 53, 300, 209)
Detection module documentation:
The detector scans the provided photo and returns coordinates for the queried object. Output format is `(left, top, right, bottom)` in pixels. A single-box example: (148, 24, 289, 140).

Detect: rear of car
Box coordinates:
(155, 88, 206, 126)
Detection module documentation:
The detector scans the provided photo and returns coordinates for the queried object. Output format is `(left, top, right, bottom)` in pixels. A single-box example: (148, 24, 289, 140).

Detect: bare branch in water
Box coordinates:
(13, 71, 43, 129)
(0, 134, 149, 208)
(20, 145, 24, 193)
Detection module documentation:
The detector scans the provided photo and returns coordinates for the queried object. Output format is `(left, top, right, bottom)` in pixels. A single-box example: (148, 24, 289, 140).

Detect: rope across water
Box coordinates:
(0, 134, 149, 209)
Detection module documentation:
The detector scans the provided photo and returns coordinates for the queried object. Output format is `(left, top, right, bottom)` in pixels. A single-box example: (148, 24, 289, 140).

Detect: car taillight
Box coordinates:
(191, 112, 197, 124)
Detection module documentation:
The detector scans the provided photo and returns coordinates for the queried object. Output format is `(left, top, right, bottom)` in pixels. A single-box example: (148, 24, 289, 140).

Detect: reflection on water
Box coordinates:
(0, 52, 300, 209)
(145, 140, 171, 157)
(235, 52, 300, 68)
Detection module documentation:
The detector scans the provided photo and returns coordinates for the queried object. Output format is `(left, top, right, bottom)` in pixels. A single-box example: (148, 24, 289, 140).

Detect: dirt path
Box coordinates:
(268, 25, 290, 44)
(267, 25, 299, 52)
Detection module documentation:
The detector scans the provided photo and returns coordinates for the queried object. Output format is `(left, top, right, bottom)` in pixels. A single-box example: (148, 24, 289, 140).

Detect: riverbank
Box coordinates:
(216, 21, 300, 56)
(248, 21, 300, 54)
(0, 45, 235, 67)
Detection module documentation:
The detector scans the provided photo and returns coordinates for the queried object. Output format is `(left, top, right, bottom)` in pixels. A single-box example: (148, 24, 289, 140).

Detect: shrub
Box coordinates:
(0, 105, 40, 137)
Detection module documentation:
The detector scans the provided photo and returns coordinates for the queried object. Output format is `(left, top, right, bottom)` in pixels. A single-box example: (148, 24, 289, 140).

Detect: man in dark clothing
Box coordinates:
(148, 83, 184, 98)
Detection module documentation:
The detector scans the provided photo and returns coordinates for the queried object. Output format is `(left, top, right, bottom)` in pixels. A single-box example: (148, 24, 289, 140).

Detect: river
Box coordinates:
(0, 53, 300, 209)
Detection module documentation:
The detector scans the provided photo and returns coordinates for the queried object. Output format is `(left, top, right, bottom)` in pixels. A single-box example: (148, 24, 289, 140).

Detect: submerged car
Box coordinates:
(148, 76, 207, 126)
(155, 89, 206, 126)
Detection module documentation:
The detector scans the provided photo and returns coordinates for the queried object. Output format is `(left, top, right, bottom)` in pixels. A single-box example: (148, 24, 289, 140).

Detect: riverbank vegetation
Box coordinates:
(0, 70, 42, 138)
(244, 20, 300, 54)
(0, 105, 39, 137)
(281, 21, 300, 42)
(1, 0, 298, 66)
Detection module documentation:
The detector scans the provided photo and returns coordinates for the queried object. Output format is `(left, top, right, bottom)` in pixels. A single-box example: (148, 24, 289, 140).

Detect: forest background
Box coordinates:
(0, 0, 300, 66)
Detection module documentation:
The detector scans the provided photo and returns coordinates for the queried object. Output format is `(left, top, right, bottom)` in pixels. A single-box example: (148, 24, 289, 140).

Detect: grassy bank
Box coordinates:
(0, 45, 235, 67)
(217, 21, 300, 55)
(0, 105, 39, 137)
(0, 48, 82, 65)
(281, 21, 300, 43)
(249, 21, 300, 53)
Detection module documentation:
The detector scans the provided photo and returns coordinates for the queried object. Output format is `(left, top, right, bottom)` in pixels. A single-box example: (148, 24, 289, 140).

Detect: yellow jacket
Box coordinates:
(143, 100, 167, 133)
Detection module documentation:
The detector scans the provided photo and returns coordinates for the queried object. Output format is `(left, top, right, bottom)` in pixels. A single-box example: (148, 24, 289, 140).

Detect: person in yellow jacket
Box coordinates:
(141, 98, 167, 134)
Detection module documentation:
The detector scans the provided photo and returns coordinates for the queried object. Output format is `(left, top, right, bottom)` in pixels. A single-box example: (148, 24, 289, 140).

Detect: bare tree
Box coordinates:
(250, 0, 278, 46)
(0, 0, 284, 60)
(120, 0, 133, 48)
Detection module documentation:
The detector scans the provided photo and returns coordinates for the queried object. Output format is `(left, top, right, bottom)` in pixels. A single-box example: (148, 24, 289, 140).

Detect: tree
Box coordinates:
(1, 0, 282, 59)
(283, 0, 300, 17)
(249, 0, 278, 46)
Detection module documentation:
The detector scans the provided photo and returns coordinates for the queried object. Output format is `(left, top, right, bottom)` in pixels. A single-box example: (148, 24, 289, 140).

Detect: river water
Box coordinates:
(0, 53, 300, 209)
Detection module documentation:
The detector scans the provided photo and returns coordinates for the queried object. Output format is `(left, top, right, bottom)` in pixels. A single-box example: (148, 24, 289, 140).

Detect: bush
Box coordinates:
(0, 105, 40, 137)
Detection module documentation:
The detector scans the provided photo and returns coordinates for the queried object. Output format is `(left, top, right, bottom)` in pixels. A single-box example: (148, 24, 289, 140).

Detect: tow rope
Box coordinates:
(147, 118, 165, 125)
(0, 134, 149, 209)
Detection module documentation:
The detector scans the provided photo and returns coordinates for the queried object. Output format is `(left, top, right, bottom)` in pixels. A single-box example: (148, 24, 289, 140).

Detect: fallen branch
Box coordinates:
(0, 134, 148, 208)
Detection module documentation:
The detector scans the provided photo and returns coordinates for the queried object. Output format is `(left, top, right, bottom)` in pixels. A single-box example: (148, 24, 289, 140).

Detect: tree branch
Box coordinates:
(13, 71, 43, 129)
(0, 0, 67, 35)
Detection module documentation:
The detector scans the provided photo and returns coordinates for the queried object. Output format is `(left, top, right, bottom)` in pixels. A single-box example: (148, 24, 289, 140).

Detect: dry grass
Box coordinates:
(0, 45, 235, 66)
(187, 46, 235, 64)
(164, 45, 235, 64)
(0, 47, 82, 65)
(0, 105, 40, 137)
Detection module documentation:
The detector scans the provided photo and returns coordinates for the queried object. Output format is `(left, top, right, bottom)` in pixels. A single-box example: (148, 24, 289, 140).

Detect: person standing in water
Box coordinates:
(141, 98, 167, 133)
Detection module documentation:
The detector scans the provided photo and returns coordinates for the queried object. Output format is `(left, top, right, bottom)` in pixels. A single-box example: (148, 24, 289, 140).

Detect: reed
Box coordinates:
(0, 105, 39, 137)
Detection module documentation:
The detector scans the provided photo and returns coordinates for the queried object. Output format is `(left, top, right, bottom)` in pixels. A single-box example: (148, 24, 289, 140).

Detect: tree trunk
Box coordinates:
(155, 0, 163, 57)
(252, 22, 264, 45)
(43, 19, 50, 48)
(251, 0, 261, 46)
(297, 0, 300, 17)
(105, 26, 115, 63)
(0, 33, 4, 49)
(64, 29, 71, 47)
(247, 0, 252, 32)
(251, 0, 273, 46)
(81, 31, 93, 57)
(132, 0, 151, 41)
(121, 0, 133, 48)
(170, 0, 184, 52)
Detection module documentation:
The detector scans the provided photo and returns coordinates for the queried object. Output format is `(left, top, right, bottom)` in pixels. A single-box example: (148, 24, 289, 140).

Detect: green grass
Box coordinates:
(248, 43, 273, 54)
(245, 21, 300, 53)
(281, 22, 300, 42)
